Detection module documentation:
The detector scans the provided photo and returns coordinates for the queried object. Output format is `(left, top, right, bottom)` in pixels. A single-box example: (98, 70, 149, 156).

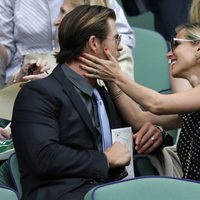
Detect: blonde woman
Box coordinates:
(170, 0, 200, 92)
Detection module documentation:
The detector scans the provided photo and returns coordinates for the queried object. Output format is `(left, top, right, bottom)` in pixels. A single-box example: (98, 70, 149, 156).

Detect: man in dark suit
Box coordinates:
(11, 5, 163, 200)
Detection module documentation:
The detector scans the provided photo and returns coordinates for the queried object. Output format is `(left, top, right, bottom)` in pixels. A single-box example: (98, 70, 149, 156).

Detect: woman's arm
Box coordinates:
(80, 49, 200, 115)
(107, 82, 182, 130)
(114, 71, 200, 115)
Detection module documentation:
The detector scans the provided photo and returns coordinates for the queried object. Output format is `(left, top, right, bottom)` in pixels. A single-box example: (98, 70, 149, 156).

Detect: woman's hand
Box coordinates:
(79, 48, 122, 81)
(0, 127, 11, 140)
(13, 58, 50, 83)
(133, 122, 163, 154)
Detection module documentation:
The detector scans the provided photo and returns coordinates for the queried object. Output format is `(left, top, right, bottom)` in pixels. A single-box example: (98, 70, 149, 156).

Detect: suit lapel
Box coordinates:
(52, 66, 98, 139)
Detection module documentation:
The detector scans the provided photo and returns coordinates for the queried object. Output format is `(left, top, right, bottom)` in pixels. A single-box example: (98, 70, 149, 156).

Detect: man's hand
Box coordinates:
(134, 122, 163, 154)
(104, 142, 131, 168)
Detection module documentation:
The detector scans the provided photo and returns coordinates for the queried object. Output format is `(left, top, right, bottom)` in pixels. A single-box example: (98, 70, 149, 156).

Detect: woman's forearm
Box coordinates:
(106, 82, 145, 129)
(114, 72, 169, 115)
(106, 81, 181, 130)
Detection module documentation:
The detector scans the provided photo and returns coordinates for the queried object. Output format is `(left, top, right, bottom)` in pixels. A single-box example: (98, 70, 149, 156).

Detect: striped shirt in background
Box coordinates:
(0, 0, 63, 83)
(0, 0, 135, 83)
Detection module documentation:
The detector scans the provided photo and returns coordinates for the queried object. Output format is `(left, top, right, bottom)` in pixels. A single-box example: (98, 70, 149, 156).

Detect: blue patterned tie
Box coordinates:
(93, 88, 112, 150)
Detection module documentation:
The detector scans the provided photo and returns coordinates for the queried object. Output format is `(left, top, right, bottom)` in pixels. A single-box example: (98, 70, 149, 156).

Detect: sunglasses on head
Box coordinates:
(170, 38, 199, 51)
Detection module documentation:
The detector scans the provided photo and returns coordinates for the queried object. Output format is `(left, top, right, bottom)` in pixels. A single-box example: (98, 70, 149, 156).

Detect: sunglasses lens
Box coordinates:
(116, 35, 121, 45)
(170, 38, 175, 51)
(174, 41, 179, 49)
(171, 39, 179, 51)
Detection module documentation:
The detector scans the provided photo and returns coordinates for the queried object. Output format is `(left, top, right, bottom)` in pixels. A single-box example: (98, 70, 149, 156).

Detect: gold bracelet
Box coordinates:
(12, 69, 26, 84)
(110, 89, 123, 100)
(12, 74, 18, 83)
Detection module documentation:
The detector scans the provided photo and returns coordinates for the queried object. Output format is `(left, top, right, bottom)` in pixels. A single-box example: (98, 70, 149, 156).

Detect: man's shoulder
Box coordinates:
(13, 76, 64, 112)
(22, 76, 54, 90)
(17, 75, 61, 101)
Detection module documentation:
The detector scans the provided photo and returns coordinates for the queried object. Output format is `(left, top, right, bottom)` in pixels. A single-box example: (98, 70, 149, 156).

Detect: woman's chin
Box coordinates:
(171, 70, 180, 78)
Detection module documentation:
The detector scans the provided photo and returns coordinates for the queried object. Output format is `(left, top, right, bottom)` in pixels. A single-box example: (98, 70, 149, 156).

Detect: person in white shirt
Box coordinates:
(0, 0, 135, 86)
(0, 0, 63, 84)
(0, 44, 8, 89)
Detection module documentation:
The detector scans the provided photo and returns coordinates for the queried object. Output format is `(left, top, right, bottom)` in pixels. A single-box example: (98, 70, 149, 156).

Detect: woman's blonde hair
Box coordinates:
(176, 23, 200, 40)
(189, 0, 200, 23)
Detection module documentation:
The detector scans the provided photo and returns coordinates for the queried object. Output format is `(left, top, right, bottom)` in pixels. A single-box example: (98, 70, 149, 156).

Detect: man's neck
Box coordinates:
(65, 60, 96, 86)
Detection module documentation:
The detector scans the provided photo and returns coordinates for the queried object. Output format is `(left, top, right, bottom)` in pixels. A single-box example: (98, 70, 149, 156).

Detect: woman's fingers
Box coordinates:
(79, 49, 122, 81)
(80, 64, 100, 79)
(22, 73, 48, 81)
(38, 65, 50, 73)
(81, 53, 103, 65)
(28, 58, 50, 74)
(134, 122, 163, 154)
(104, 47, 116, 62)
(80, 64, 98, 73)
(81, 48, 117, 65)
(79, 56, 100, 69)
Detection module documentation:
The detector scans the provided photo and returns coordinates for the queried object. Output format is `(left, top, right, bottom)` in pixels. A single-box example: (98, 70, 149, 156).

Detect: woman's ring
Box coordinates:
(151, 136, 155, 142)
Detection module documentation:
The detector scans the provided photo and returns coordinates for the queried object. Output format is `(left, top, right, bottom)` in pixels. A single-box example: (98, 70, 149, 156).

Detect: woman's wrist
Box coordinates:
(110, 89, 123, 100)
(114, 71, 125, 86)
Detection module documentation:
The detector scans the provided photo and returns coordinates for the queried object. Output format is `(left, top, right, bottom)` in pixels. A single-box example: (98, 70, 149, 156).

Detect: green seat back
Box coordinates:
(0, 160, 13, 187)
(0, 185, 19, 200)
(116, 0, 155, 30)
(127, 11, 154, 30)
(84, 177, 200, 200)
(9, 154, 22, 199)
(133, 27, 170, 92)
(133, 27, 179, 141)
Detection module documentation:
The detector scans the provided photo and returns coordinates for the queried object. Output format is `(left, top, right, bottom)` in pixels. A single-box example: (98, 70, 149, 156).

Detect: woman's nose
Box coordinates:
(166, 49, 173, 59)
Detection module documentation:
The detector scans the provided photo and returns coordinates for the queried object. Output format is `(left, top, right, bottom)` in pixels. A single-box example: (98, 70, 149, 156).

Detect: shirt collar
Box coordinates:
(61, 64, 94, 97)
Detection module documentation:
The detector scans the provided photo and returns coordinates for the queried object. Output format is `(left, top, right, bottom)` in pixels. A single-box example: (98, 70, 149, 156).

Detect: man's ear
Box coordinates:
(195, 42, 200, 63)
(87, 35, 99, 54)
(196, 41, 200, 53)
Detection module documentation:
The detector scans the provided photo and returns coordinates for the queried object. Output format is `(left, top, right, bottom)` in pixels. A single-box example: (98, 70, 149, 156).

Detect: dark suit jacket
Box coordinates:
(11, 65, 127, 200)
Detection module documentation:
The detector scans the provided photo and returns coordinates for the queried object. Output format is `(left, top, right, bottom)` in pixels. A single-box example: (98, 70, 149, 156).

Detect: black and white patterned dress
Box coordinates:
(177, 112, 200, 180)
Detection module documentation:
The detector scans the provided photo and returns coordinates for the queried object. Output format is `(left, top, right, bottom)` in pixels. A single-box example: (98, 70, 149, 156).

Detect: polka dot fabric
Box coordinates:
(177, 112, 200, 180)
